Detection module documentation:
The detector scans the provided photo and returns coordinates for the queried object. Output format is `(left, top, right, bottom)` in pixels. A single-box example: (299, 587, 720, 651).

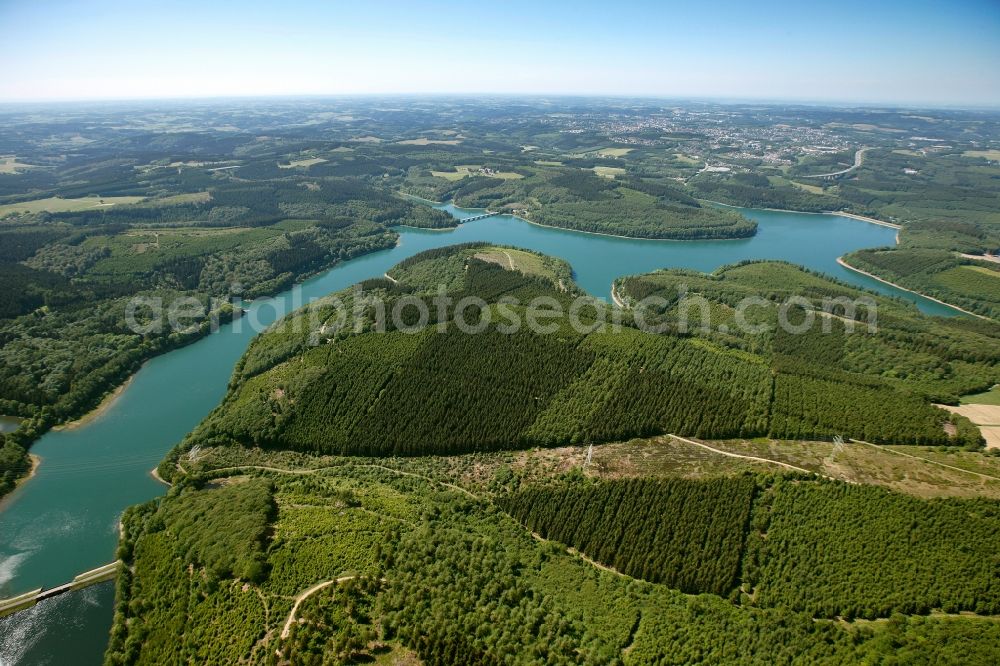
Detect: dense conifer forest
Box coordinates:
(180, 246, 995, 460)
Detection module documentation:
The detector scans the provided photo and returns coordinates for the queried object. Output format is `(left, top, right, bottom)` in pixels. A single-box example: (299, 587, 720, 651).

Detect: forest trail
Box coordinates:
(853, 439, 1000, 481)
(194, 463, 479, 499)
(668, 435, 814, 474)
(529, 531, 631, 580)
(280, 576, 353, 640)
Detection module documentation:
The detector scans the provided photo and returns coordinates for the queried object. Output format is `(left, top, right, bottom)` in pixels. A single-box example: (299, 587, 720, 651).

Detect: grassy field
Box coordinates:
(472, 247, 553, 279)
(558, 436, 1000, 499)
(0, 195, 145, 215)
(238, 434, 1000, 501)
(591, 165, 627, 179)
(533, 160, 564, 166)
(889, 445, 1000, 478)
(142, 191, 212, 206)
(278, 157, 327, 169)
(964, 149, 1000, 161)
(962, 386, 1000, 406)
(597, 147, 633, 157)
(673, 153, 700, 165)
(397, 137, 462, 146)
(769, 175, 830, 195)
(0, 156, 37, 174)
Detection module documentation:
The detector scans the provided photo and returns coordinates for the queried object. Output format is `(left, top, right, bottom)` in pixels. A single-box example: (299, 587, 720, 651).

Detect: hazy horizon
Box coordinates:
(2, 0, 999, 107)
(2, 92, 1000, 112)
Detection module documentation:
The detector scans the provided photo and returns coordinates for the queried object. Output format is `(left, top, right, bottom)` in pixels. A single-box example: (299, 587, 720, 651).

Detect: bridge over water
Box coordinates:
(461, 211, 500, 222)
(0, 561, 121, 617)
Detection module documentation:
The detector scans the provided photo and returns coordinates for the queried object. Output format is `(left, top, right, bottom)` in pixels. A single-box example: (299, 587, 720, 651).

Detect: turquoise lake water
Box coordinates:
(0, 205, 958, 664)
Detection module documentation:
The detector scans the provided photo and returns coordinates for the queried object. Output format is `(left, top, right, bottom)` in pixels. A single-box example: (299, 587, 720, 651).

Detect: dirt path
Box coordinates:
(280, 577, 351, 639)
(852, 439, 1000, 481)
(529, 531, 631, 579)
(668, 434, 815, 475)
(959, 252, 1000, 264)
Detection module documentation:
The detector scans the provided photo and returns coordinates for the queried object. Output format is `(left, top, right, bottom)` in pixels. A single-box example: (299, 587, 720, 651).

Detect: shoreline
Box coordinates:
(394, 223, 459, 232)
(403, 191, 759, 242)
(836, 257, 988, 320)
(513, 212, 753, 242)
(406, 191, 905, 244)
(150, 466, 170, 487)
(707, 200, 903, 231)
(53, 372, 136, 431)
(0, 454, 41, 511)
(610, 281, 626, 308)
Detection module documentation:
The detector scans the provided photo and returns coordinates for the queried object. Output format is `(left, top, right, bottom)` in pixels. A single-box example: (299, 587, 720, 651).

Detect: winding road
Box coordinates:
(802, 147, 869, 179)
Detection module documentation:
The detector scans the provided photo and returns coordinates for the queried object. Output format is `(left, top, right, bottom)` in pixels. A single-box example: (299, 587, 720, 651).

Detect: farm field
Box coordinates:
(430, 164, 523, 180)
(0, 156, 37, 174)
(0, 195, 145, 216)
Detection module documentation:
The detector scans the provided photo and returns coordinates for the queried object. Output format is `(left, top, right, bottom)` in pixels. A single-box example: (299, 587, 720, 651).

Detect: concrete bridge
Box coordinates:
(802, 147, 869, 180)
(462, 211, 500, 222)
(0, 560, 122, 617)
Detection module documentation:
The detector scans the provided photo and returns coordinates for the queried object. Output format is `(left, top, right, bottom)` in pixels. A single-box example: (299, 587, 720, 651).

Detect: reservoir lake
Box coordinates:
(0, 204, 956, 664)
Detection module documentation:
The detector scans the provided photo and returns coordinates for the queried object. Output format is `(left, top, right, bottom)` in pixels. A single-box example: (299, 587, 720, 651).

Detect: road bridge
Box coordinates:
(0, 560, 122, 617)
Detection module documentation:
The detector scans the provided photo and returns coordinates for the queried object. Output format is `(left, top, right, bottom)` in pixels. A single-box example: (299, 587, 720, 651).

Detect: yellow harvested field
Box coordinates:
(431, 165, 523, 181)
(279, 157, 327, 169)
(397, 137, 462, 146)
(937, 403, 1000, 449)
(591, 166, 626, 179)
(0, 156, 37, 174)
(938, 403, 1000, 425)
(0, 195, 145, 216)
(980, 427, 1000, 449)
(597, 147, 633, 157)
(964, 150, 1000, 161)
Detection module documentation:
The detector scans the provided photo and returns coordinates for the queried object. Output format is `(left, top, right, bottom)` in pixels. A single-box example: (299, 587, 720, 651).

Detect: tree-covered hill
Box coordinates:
(170, 248, 997, 465)
(106, 454, 1000, 665)
(842, 247, 1000, 320)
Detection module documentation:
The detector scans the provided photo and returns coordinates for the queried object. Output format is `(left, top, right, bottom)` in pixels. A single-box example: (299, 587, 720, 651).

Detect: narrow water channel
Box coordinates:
(0, 205, 952, 665)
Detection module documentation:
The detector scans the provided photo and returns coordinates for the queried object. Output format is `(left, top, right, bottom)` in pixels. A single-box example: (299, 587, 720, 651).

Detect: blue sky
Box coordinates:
(1, 0, 999, 106)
